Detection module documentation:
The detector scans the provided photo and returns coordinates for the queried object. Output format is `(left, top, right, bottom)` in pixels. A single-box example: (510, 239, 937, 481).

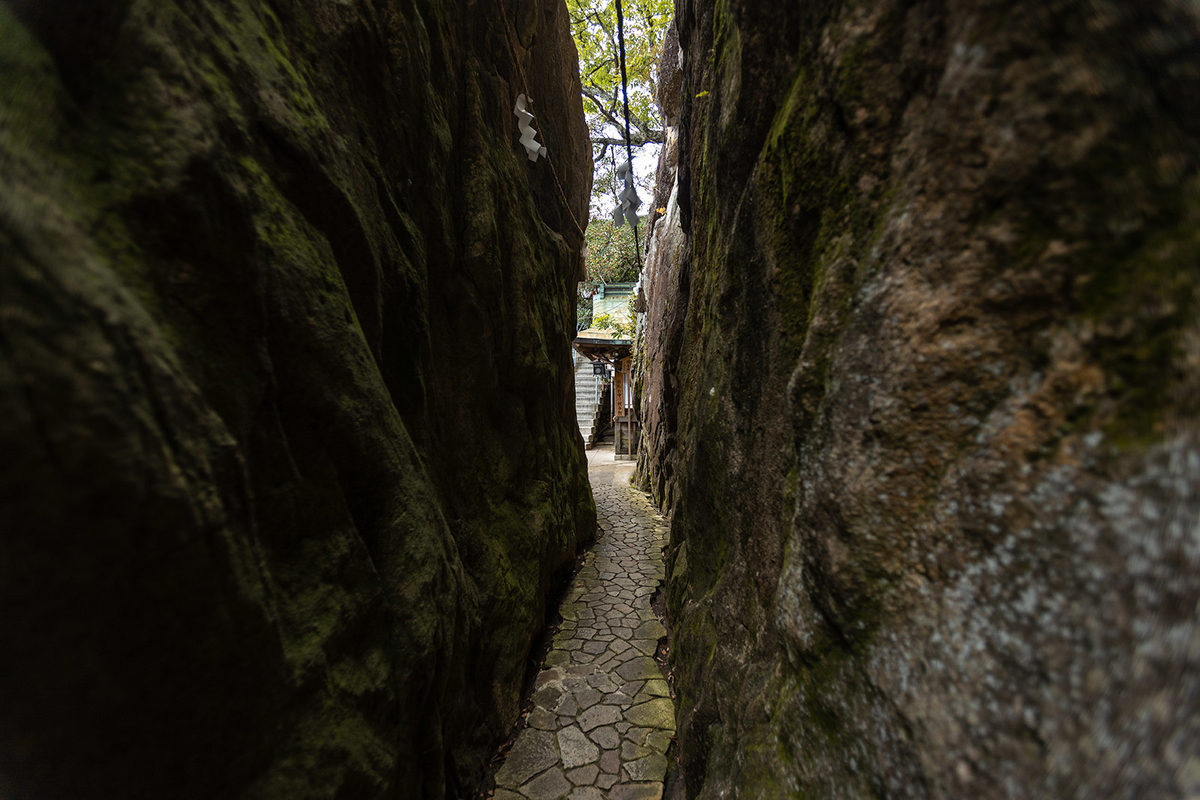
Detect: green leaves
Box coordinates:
(583, 220, 643, 284)
(593, 293, 639, 340)
(577, 220, 645, 329)
(593, 312, 635, 340)
(567, 0, 672, 213)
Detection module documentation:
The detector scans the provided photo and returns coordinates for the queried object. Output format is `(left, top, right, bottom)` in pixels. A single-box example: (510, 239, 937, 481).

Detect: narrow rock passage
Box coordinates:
(494, 447, 674, 800)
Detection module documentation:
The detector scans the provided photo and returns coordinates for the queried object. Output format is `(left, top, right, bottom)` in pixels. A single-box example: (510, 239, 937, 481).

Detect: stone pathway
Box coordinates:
(493, 446, 674, 800)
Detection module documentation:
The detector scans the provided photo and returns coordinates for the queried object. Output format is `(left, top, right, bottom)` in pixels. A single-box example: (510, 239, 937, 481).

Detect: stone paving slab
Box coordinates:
(495, 449, 674, 798)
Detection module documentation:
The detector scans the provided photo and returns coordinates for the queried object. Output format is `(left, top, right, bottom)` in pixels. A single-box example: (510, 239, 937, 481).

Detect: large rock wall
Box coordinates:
(640, 0, 1200, 796)
(634, 19, 684, 479)
(0, 1, 593, 797)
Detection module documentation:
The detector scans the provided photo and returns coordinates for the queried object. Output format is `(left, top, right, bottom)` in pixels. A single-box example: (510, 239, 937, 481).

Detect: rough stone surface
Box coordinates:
(528, 707, 559, 731)
(616, 658, 662, 682)
(588, 726, 621, 750)
(625, 753, 669, 783)
(640, 0, 1200, 798)
(621, 742, 652, 762)
(496, 731, 561, 789)
(493, 449, 675, 797)
(520, 768, 572, 800)
(622, 699, 675, 731)
(608, 784, 664, 800)
(0, 1, 593, 797)
(644, 731, 673, 755)
(557, 726, 599, 770)
(568, 787, 605, 800)
(566, 764, 600, 786)
(642, 680, 671, 698)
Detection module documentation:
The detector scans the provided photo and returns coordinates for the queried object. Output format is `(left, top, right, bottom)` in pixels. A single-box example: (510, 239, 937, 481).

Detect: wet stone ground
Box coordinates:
(493, 452, 673, 800)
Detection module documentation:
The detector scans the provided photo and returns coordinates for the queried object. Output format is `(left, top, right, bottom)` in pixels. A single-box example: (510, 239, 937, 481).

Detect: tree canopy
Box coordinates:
(567, 0, 672, 215)
(583, 219, 643, 284)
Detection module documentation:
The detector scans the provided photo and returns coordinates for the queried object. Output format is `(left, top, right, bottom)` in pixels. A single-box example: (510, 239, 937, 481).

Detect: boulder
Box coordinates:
(642, 0, 1200, 796)
(0, 1, 593, 797)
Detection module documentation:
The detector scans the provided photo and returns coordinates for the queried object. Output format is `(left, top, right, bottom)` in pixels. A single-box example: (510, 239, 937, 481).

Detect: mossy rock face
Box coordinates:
(0, 1, 593, 798)
(639, 0, 1200, 797)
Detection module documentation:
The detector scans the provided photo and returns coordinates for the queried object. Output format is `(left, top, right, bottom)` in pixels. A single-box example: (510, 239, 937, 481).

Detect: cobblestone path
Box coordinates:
(493, 456, 674, 800)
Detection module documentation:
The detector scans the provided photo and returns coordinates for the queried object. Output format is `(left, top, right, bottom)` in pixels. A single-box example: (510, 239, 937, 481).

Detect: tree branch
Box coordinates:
(582, 84, 662, 142)
(581, 85, 625, 130)
(591, 131, 665, 147)
(587, 8, 614, 39)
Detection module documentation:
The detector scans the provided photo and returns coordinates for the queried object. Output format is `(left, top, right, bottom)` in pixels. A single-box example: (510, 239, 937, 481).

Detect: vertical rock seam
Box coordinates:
(639, 0, 1200, 797)
(0, 0, 594, 798)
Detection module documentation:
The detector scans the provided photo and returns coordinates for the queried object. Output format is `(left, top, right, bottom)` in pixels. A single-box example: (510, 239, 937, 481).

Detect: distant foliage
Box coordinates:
(577, 220, 645, 331)
(577, 296, 593, 330)
(593, 293, 638, 340)
(584, 219, 642, 283)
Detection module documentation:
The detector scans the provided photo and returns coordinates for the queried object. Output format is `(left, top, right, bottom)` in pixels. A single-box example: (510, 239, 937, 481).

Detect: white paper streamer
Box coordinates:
(612, 159, 640, 228)
(513, 94, 547, 163)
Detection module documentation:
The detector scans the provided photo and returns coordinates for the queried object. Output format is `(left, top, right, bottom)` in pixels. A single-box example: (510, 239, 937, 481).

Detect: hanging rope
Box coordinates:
(613, 0, 643, 267)
(610, 147, 621, 208)
(495, 0, 586, 243)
